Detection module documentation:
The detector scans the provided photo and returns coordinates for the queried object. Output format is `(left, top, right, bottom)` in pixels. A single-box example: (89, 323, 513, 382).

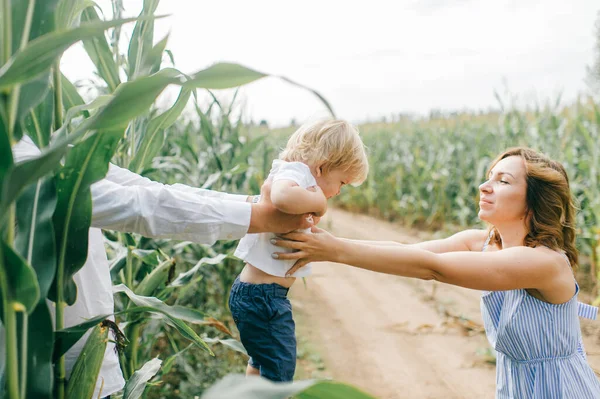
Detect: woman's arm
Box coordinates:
(270, 180, 327, 216)
(341, 229, 489, 253)
(273, 228, 564, 292)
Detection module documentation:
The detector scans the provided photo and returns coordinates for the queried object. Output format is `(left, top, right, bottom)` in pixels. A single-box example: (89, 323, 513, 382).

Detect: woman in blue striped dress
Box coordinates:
(273, 147, 600, 398)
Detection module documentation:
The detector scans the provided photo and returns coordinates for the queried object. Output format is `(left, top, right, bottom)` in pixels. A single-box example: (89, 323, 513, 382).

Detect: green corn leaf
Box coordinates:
(134, 258, 175, 296)
(113, 284, 213, 354)
(0, 16, 148, 89)
(23, 88, 54, 148)
(81, 6, 121, 92)
(185, 63, 267, 90)
(1, 240, 40, 314)
(56, 0, 95, 29)
(65, 323, 109, 399)
(127, 0, 159, 78)
(24, 301, 54, 399)
(129, 87, 191, 173)
(15, 177, 57, 299)
(200, 375, 377, 399)
(50, 127, 124, 305)
(61, 73, 88, 116)
(122, 357, 162, 399)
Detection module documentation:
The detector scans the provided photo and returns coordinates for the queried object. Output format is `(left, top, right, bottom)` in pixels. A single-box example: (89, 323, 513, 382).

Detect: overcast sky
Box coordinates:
(61, 0, 600, 126)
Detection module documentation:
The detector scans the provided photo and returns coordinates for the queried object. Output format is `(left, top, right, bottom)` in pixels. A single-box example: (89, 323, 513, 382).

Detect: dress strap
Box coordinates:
(482, 230, 494, 252)
(578, 302, 598, 320)
(558, 251, 598, 320)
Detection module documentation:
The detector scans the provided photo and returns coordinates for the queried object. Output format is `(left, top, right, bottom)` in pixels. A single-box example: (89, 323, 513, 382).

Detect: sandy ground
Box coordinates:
(290, 208, 600, 399)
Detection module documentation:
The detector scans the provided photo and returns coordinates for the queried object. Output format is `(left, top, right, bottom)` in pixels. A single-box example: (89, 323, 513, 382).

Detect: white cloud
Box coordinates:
(61, 0, 600, 126)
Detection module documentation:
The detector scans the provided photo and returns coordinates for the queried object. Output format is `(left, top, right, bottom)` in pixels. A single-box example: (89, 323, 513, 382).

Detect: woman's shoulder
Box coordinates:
(452, 229, 490, 252)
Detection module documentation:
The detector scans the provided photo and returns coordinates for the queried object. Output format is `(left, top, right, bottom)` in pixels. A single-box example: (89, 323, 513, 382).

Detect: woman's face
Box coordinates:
(478, 155, 528, 225)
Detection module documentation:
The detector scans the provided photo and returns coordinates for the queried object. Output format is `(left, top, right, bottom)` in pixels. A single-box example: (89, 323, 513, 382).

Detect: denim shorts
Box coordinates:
(228, 276, 296, 382)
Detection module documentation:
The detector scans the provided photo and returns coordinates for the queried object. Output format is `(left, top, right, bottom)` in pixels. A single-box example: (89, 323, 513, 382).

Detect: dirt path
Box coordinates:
(289, 208, 600, 399)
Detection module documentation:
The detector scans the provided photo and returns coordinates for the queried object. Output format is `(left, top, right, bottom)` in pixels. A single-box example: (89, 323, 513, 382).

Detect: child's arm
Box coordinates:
(271, 180, 327, 216)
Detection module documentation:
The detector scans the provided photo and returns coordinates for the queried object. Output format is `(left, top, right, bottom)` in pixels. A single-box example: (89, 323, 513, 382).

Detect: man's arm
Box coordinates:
(91, 178, 251, 244)
(106, 163, 249, 202)
(13, 135, 313, 243)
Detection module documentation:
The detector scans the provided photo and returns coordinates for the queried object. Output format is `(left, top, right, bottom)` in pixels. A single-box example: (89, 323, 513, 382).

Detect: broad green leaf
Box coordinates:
(65, 323, 108, 399)
(278, 75, 335, 117)
(169, 254, 227, 287)
(51, 127, 124, 305)
(53, 304, 201, 359)
(86, 68, 181, 130)
(185, 63, 267, 90)
(56, 0, 96, 29)
(10, 0, 59, 54)
(0, 16, 145, 89)
(113, 284, 213, 354)
(8, 0, 59, 140)
(297, 382, 378, 399)
(122, 357, 162, 399)
(81, 6, 121, 92)
(0, 141, 66, 219)
(200, 375, 316, 399)
(203, 337, 247, 356)
(25, 301, 54, 399)
(1, 240, 40, 313)
(127, 0, 159, 78)
(134, 258, 175, 296)
(15, 178, 57, 299)
(13, 74, 51, 142)
(140, 33, 169, 76)
(161, 344, 192, 374)
(0, 118, 13, 183)
(129, 87, 191, 173)
(61, 73, 88, 116)
(131, 248, 160, 267)
(23, 88, 54, 148)
(62, 94, 112, 127)
(201, 375, 377, 399)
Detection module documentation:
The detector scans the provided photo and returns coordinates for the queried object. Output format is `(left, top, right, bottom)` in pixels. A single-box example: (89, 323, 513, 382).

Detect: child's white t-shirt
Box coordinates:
(234, 160, 316, 278)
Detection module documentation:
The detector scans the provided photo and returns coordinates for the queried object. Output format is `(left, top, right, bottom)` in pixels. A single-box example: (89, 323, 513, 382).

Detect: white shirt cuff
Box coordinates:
(219, 200, 251, 240)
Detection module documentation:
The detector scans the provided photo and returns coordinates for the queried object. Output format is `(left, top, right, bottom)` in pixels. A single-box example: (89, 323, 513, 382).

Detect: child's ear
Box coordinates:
(315, 164, 324, 177)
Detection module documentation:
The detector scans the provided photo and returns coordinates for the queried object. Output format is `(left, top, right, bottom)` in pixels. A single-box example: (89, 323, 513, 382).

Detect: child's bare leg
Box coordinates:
(246, 363, 260, 376)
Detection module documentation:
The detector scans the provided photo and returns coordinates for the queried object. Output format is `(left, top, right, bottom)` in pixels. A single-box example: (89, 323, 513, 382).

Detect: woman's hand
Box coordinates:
(271, 226, 341, 276)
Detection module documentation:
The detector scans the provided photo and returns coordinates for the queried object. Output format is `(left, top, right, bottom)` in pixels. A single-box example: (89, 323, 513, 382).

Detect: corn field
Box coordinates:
(0, 1, 374, 398)
(333, 103, 600, 300)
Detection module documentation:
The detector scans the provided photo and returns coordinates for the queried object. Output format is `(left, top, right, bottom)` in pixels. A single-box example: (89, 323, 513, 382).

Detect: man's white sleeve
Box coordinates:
(106, 163, 248, 202)
(90, 178, 251, 244)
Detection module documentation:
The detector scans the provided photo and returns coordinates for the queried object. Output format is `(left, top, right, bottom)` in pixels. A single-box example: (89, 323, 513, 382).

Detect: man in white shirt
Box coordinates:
(7, 136, 314, 398)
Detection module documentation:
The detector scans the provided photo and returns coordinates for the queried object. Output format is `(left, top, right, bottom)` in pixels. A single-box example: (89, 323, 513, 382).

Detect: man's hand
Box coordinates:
(248, 179, 315, 234)
(307, 185, 327, 217)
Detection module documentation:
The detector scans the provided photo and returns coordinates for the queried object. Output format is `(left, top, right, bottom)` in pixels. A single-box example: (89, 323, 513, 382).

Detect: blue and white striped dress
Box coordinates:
(480, 237, 600, 398)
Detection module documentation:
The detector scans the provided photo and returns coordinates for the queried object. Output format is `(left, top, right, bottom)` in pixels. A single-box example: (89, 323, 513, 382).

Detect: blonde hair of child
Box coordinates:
(278, 119, 369, 185)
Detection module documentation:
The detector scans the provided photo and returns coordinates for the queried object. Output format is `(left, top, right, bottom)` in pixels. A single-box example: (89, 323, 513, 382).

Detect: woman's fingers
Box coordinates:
(278, 231, 309, 241)
(310, 225, 325, 234)
(286, 259, 309, 276)
(273, 251, 306, 260)
(271, 237, 304, 250)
